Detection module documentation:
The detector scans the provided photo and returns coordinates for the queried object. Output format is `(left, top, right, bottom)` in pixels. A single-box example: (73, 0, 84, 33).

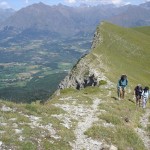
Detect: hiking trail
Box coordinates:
(53, 96, 108, 150)
(136, 108, 150, 150)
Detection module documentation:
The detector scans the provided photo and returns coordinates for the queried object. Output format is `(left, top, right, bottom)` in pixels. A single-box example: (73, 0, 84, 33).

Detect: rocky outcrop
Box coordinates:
(58, 22, 111, 92)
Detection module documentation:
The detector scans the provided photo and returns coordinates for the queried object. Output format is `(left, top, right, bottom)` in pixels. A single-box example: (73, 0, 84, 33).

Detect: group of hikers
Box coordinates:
(117, 74, 150, 109)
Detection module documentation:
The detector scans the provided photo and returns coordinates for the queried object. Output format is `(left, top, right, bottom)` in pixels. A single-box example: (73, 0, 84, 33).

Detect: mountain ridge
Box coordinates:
(0, 2, 150, 40)
(0, 22, 150, 150)
(58, 22, 150, 91)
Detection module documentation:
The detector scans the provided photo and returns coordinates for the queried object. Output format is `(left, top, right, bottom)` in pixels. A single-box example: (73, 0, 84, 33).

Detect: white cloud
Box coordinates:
(66, 0, 76, 3)
(26, 0, 29, 4)
(65, 0, 125, 5)
(111, 0, 123, 4)
(0, 1, 10, 9)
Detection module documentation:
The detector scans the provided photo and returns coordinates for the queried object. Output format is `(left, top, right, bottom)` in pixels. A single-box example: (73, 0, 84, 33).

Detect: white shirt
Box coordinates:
(142, 90, 149, 99)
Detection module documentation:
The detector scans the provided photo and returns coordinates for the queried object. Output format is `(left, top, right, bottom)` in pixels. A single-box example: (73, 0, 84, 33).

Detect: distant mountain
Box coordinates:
(0, 8, 15, 23)
(140, 1, 150, 9)
(0, 2, 150, 41)
(0, 3, 115, 39)
(107, 4, 150, 27)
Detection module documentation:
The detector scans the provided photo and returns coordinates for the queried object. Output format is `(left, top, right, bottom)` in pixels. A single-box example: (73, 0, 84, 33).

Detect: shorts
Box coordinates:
(118, 86, 125, 91)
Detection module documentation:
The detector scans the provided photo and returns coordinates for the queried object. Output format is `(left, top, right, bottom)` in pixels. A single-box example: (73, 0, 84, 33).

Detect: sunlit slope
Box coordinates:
(132, 26, 150, 36)
(92, 22, 150, 86)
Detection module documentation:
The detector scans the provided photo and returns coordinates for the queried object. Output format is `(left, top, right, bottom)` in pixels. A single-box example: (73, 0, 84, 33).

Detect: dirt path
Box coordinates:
(136, 109, 150, 150)
(71, 98, 102, 150)
(53, 97, 106, 150)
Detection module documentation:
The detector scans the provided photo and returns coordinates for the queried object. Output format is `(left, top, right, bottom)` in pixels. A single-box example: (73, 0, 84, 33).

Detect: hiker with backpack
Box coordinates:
(141, 86, 150, 109)
(134, 84, 143, 107)
(117, 74, 128, 100)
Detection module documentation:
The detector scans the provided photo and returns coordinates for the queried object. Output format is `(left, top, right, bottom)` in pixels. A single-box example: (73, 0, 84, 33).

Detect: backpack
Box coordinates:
(135, 86, 143, 95)
(119, 78, 128, 86)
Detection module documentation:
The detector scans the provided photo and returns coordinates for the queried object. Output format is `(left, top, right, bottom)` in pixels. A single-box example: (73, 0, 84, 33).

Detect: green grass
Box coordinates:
(21, 141, 37, 150)
(0, 99, 75, 150)
(98, 113, 123, 125)
(99, 80, 107, 86)
(85, 100, 145, 149)
(84, 87, 146, 149)
(92, 22, 150, 87)
(146, 116, 150, 134)
(0, 22, 150, 150)
(85, 125, 145, 150)
(132, 26, 150, 36)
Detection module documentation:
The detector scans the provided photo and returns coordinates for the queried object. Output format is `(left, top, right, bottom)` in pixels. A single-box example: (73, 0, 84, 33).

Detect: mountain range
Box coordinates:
(0, 2, 150, 40)
(0, 8, 14, 23)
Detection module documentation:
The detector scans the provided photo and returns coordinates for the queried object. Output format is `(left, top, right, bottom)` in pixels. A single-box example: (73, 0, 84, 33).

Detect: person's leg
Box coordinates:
(122, 87, 125, 99)
(145, 98, 148, 107)
(120, 87, 123, 99)
(139, 95, 141, 107)
(142, 98, 146, 109)
(117, 87, 121, 100)
(135, 95, 138, 106)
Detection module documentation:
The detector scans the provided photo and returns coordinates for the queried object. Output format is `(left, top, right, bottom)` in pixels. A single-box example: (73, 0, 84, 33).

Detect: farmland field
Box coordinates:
(0, 36, 92, 103)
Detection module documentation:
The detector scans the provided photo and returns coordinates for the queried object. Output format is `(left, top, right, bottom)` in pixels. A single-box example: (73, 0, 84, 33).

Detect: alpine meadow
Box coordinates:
(0, 1, 150, 150)
(0, 21, 150, 149)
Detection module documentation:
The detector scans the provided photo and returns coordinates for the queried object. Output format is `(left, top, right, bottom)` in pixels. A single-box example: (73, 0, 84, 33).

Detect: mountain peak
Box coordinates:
(29, 2, 49, 8)
(140, 1, 150, 8)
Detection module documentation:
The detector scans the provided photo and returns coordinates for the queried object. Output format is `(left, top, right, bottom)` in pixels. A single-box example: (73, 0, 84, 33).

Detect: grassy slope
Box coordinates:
(0, 23, 150, 150)
(92, 22, 150, 88)
(0, 99, 75, 150)
(84, 22, 150, 150)
(132, 26, 150, 36)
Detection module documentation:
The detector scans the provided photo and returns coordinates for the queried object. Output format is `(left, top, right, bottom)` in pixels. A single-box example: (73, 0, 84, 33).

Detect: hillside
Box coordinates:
(0, 23, 150, 150)
(91, 22, 150, 86)
(59, 22, 150, 90)
(0, 2, 150, 103)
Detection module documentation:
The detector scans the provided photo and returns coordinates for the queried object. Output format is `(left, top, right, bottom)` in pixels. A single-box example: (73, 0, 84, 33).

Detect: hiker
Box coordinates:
(134, 84, 143, 107)
(88, 74, 95, 86)
(141, 86, 150, 109)
(117, 74, 128, 100)
(76, 80, 81, 90)
(84, 74, 97, 87)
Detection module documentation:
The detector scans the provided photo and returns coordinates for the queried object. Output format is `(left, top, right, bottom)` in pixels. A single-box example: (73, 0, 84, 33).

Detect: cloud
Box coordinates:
(0, 1, 10, 9)
(26, 0, 29, 4)
(66, 0, 76, 3)
(65, 0, 125, 5)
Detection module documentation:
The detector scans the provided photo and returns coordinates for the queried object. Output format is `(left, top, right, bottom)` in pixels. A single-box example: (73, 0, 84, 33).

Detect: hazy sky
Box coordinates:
(0, 0, 149, 10)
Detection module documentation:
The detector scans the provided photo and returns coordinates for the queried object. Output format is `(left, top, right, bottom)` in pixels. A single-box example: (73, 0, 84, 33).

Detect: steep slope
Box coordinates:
(92, 22, 150, 86)
(59, 22, 150, 90)
(0, 23, 150, 150)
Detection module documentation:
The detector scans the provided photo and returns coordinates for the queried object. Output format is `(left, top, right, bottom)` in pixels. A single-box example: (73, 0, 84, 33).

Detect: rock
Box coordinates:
(124, 117, 129, 123)
(100, 143, 110, 150)
(109, 145, 118, 150)
(0, 141, 2, 146)
(1, 105, 13, 112)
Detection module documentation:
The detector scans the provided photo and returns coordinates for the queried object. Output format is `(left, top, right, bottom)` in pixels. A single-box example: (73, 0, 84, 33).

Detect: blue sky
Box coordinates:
(0, 0, 149, 10)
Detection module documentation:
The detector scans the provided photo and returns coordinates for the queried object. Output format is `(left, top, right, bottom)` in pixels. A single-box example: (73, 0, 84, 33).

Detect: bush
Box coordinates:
(99, 80, 107, 86)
